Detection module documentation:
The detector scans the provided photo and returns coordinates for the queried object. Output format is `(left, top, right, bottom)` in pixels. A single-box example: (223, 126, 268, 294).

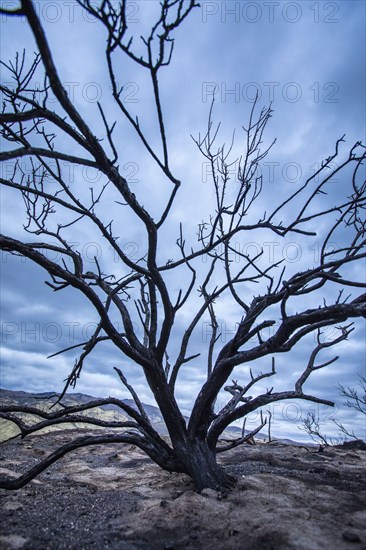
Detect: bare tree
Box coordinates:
(332, 376, 366, 439)
(0, 0, 365, 491)
(300, 376, 366, 444)
(338, 376, 366, 415)
(299, 411, 330, 447)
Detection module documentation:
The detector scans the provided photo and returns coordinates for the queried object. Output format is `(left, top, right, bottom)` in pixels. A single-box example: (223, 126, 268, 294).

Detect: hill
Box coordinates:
(0, 388, 304, 445)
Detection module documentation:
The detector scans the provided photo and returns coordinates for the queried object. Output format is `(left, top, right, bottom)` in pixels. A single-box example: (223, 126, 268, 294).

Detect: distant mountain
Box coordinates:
(0, 388, 305, 445)
(0, 387, 168, 440)
(0, 387, 163, 419)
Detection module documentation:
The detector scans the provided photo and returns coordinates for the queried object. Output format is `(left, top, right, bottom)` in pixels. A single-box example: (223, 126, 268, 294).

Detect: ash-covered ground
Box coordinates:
(1, 430, 365, 549)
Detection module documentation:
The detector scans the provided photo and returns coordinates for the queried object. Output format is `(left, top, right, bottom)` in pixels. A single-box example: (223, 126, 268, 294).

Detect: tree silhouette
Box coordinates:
(0, 0, 365, 491)
(332, 376, 366, 440)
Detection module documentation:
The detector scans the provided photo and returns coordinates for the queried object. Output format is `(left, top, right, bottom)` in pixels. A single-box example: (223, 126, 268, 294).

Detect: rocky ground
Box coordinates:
(0, 430, 365, 549)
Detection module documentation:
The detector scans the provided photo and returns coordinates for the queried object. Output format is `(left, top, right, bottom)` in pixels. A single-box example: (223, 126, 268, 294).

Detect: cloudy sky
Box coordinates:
(0, 0, 365, 442)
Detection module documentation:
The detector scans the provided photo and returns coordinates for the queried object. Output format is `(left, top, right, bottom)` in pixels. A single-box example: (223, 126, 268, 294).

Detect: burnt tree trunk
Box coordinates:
(173, 438, 235, 492)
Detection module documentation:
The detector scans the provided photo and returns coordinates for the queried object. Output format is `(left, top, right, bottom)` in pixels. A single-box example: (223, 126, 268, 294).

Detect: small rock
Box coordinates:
(3, 502, 23, 512)
(201, 488, 218, 498)
(342, 530, 361, 543)
(0, 535, 28, 549)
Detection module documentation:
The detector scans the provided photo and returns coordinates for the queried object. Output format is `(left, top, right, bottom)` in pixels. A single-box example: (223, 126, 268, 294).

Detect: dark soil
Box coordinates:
(1, 430, 365, 549)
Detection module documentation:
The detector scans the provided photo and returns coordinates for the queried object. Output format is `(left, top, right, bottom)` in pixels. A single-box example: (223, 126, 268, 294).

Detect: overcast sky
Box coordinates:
(0, 0, 365, 442)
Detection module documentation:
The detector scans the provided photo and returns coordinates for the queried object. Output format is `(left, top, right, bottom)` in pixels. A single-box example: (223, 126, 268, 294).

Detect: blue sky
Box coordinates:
(0, 0, 365, 442)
